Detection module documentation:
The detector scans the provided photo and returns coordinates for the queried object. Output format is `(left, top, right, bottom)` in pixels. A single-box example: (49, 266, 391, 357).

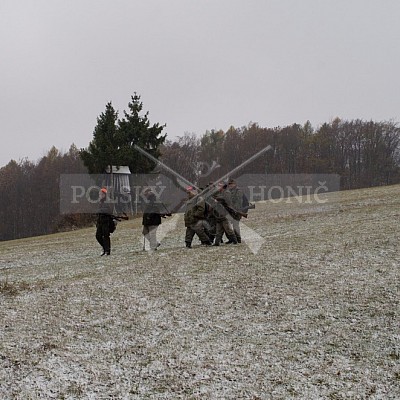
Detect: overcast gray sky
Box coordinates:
(1, 0, 399, 167)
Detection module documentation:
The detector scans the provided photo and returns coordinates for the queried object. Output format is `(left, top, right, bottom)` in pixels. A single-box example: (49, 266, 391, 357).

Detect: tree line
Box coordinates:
(0, 145, 90, 241)
(1, 116, 399, 241)
(161, 119, 400, 190)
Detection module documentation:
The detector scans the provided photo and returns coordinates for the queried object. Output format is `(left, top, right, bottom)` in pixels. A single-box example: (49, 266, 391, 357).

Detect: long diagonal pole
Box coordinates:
(134, 144, 271, 203)
(134, 145, 194, 189)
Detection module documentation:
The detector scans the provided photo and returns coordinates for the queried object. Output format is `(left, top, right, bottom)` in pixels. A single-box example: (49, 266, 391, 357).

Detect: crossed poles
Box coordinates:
(134, 144, 271, 204)
(134, 144, 271, 253)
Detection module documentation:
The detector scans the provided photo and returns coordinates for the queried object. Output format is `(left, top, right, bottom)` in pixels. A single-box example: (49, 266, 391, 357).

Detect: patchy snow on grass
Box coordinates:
(0, 185, 399, 399)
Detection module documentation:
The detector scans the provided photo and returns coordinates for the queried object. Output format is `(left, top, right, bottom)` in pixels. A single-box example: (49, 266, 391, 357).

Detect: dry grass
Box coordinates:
(0, 278, 32, 297)
(0, 185, 399, 399)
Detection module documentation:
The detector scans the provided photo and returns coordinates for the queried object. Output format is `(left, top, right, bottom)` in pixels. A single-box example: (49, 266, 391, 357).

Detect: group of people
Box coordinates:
(182, 179, 249, 248)
(95, 179, 251, 255)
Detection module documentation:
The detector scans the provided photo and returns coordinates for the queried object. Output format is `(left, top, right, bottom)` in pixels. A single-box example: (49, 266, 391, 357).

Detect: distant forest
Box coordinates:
(1, 118, 399, 241)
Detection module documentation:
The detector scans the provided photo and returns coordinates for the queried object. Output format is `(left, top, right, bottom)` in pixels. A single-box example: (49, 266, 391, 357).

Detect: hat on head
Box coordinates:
(100, 187, 107, 194)
(186, 185, 198, 194)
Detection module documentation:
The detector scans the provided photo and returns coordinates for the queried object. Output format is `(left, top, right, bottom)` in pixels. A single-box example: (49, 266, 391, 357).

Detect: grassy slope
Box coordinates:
(0, 185, 399, 399)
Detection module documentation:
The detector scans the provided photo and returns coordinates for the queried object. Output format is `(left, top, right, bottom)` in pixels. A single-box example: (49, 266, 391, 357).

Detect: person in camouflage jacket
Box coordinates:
(184, 186, 212, 248)
(208, 182, 238, 246)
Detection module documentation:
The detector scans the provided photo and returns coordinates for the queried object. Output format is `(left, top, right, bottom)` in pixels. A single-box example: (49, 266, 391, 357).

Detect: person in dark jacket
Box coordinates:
(142, 189, 163, 251)
(96, 187, 114, 256)
(227, 178, 247, 243)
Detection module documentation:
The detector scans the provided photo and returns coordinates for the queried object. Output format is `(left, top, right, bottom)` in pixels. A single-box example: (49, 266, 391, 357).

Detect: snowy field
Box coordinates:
(0, 185, 399, 399)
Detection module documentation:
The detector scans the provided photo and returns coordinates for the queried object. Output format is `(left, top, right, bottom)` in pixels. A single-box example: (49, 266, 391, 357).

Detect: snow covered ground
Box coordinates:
(0, 185, 399, 399)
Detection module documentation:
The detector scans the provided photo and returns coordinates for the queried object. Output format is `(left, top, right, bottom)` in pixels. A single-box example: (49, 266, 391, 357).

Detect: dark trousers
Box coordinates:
(96, 217, 111, 254)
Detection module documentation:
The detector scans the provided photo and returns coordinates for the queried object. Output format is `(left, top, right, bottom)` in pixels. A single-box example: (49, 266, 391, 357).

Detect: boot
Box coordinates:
(185, 241, 192, 248)
(227, 235, 238, 245)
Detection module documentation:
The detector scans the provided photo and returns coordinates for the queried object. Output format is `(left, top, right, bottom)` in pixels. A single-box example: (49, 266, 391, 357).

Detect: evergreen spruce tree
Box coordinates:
(80, 94, 166, 174)
(80, 102, 120, 174)
(117, 93, 166, 173)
